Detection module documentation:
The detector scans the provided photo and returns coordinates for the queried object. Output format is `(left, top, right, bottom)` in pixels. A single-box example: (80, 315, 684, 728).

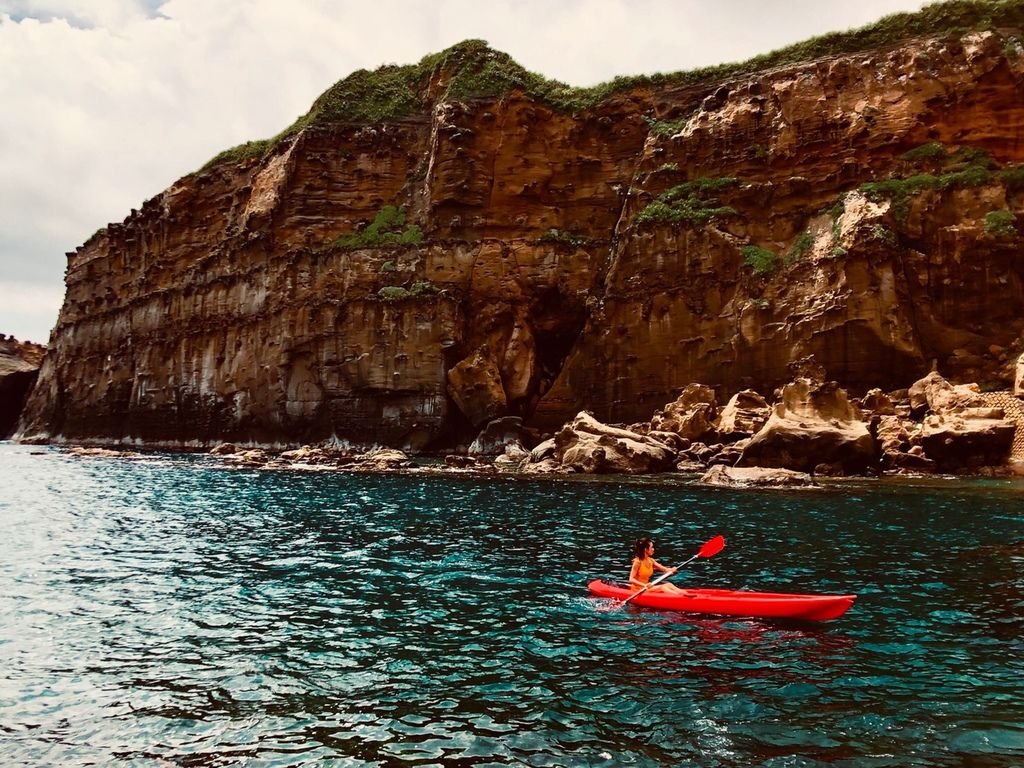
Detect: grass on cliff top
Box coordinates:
(201, 1, 1024, 170)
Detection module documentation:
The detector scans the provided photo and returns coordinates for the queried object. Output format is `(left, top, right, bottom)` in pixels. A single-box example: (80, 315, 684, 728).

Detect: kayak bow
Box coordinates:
(588, 580, 855, 621)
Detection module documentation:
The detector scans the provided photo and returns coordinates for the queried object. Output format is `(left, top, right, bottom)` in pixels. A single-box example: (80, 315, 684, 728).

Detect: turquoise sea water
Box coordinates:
(1, 442, 1023, 767)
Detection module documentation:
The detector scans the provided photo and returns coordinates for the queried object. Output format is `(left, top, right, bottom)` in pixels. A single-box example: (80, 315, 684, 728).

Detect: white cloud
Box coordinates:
(0, 281, 65, 344)
(0, 0, 926, 344)
(0, 0, 163, 27)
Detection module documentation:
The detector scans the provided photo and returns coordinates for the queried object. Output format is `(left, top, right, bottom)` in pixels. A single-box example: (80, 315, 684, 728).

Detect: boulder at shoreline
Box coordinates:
(700, 465, 817, 488)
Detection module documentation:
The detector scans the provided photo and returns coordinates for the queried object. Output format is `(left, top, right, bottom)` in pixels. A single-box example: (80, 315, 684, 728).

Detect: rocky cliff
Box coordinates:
(17, 2, 1024, 448)
(1, 336, 45, 438)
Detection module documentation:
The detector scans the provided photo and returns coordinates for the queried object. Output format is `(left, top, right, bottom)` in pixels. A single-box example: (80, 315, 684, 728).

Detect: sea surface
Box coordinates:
(1, 442, 1023, 767)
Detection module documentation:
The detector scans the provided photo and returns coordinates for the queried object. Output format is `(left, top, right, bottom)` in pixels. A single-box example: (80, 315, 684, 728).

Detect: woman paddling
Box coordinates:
(629, 537, 686, 594)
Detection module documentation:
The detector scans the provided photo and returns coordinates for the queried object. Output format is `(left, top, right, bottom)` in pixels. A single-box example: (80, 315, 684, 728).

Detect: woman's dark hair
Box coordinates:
(633, 537, 653, 559)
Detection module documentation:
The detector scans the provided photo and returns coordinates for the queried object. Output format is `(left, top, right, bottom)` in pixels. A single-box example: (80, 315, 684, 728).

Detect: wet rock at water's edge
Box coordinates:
(699, 465, 817, 488)
(550, 412, 676, 474)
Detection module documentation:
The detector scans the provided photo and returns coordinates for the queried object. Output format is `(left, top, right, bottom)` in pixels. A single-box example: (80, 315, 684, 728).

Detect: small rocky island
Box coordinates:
(10, 3, 1024, 481)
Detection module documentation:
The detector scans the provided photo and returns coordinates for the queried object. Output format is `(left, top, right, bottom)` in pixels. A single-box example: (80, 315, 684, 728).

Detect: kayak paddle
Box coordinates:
(619, 534, 726, 607)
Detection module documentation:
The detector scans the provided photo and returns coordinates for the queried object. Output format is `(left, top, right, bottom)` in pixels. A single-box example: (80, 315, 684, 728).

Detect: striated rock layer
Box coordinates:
(17, 23, 1024, 448)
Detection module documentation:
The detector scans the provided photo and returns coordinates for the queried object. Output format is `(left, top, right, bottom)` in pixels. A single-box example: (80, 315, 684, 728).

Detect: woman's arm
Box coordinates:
(628, 558, 646, 588)
(652, 559, 678, 574)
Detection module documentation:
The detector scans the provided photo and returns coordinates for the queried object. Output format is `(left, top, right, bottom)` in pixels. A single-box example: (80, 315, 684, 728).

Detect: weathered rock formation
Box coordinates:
(467, 416, 531, 456)
(717, 390, 770, 442)
(211, 443, 414, 472)
(700, 465, 816, 488)
(530, 372, 1017, 476)
(0, 335, 45, 437)
(906, 371, 1017, 470)
(909, 371, 990, 418)
(649, 384, 718, 442)
(860, 388, 897, 417)
(17, 6, 1024, 449)
(553, 412, 676, 474)
(739, 378, 876, 474)
(921, 411, 1016, 471)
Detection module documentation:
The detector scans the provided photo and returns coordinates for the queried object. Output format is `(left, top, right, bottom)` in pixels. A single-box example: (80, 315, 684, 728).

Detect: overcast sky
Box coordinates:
(1, 0, 928, 344)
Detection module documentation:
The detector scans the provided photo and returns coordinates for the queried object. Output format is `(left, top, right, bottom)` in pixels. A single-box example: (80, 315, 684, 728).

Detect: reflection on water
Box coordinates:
(0, 443, 1023, 766)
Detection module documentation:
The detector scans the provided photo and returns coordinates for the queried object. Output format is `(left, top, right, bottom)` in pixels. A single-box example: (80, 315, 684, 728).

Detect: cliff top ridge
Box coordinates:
(201, 0, 1024, 171)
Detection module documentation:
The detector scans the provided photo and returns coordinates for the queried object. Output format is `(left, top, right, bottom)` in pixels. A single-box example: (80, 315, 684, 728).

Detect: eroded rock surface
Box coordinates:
(448, 348, 508, 428)
(739, 379, 875, 474)
(717, 390, 770, 442)
(468, 416, 530, 456)
(875, 415, 934, 473)
(553, 412, 676, 474)
(909, 371, 987, 417)
(906, 372, 1016, 471)
(860, 389, 897, 417)
(649, 384, 718, 443)
(920, 413, 1016, 472)
(700, 465, 816, 488)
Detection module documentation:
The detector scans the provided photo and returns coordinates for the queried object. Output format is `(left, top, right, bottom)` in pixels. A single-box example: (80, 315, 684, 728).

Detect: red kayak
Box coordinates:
(587, 580, 856, 621)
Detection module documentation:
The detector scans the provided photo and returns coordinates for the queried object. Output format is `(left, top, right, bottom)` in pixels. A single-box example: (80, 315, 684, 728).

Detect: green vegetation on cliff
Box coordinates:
(985, 209, 1018, 236)
(998, 166, 1024, 191)
(899, 142, 949, 162)
(786, 231, 815, 263)
(538, 228, 591, 247)
(861, 144, 1002, 217)
(742, 245, 779, 275)
(377, 281, 440, 302)
(330, 206, 423, 250)
(202, 1, 1024, 170)
(643, 117, 685, 138)
(636, 177, 738, 226)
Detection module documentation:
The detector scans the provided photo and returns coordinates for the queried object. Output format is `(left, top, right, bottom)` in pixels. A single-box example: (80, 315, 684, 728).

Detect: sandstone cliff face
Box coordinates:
(536, 31, 1024, 425)
(18, 28, 1024, 448)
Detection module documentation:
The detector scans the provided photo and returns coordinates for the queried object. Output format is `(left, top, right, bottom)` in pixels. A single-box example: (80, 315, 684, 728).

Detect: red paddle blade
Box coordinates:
(698, 535, 725, 558)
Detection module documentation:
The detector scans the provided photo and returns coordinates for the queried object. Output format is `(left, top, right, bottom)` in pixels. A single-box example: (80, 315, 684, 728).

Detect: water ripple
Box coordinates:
(1, 444, 1023, 766)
